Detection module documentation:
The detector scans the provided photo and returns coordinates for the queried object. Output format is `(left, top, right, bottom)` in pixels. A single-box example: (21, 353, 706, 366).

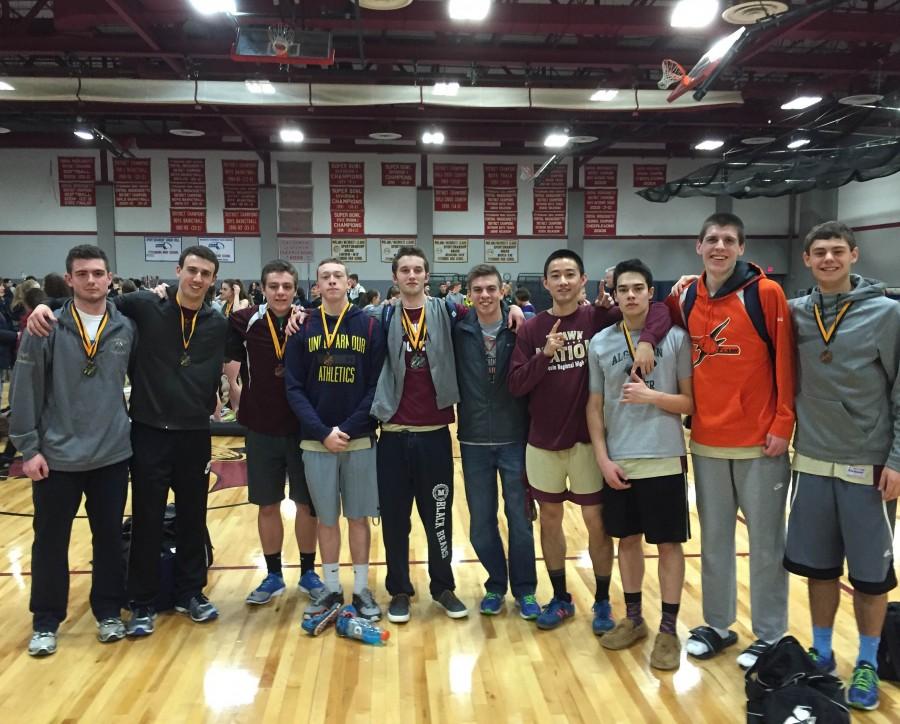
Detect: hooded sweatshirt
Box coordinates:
(666, 260, 796, 448)
(790, 274, 900, 471)
(10, 299, 135, 471)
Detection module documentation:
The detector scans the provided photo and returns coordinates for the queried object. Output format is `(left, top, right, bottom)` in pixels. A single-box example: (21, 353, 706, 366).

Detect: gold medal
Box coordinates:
(71, 305, 108, 379)
(814, 300, 851, 366)
(176, 293, 199, 368)
(265, 309, 288, 375)
(401, 307, 427, 366)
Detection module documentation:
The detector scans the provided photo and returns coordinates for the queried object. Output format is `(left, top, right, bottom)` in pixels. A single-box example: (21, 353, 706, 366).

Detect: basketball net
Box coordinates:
(658, 59, 686, 90)
(267, 23, 295, 57)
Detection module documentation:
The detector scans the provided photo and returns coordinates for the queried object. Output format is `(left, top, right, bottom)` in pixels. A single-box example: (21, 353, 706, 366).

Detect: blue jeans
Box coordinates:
(460, 442, 537, 598)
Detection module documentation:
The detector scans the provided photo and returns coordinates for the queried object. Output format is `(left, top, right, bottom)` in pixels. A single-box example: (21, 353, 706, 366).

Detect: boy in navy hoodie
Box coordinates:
(285, 258, 386, 620)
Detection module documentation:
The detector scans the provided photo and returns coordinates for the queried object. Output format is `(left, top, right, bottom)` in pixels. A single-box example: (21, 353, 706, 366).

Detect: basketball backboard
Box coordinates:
(666, 27, 747, 102)
(230, 24, 335, 66)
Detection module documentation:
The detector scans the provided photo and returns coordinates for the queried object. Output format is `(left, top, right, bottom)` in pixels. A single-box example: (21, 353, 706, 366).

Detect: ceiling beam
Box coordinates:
(103, 0, 185, 77)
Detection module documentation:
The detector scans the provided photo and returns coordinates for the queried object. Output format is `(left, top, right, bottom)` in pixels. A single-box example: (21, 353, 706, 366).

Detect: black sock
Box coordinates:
(300, 551, 316, 575)
(548, 569, 570, 602)
(595, 575, 611, 603)
(624, 590, 643, 625)
(660, 601, 680, 635)
(264, 552, 282, 576)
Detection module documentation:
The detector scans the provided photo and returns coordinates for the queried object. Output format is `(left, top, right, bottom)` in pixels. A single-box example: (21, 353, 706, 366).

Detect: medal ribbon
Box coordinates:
(320, 303, 351, 353)
(621, 319, 637, 362)
(265, 309, 287, 361)
(224, 300, 233, 318)
(814, 301, 852, 347)
(71, 305, 109, 363)
(176, 293, 199, 353)
(401, 307, 427, 352)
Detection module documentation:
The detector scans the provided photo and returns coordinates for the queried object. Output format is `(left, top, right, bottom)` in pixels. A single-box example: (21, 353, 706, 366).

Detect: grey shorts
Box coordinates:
(245, 429, 311, 508)
(784, 471, 897, 594)
(302, 445, 379, 527)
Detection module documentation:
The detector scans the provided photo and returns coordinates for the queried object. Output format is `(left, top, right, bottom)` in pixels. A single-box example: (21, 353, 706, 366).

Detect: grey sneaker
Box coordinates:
(125, 606, 156, 637)
(28, 630, 57, 657)
(175, 594, 219, 623)
(97, 617, 126, 643)
(434, 590, 468, 619)
(352, 588, 382, 621)
(303, 587, 344, 620)
(387, 593, 411, 624)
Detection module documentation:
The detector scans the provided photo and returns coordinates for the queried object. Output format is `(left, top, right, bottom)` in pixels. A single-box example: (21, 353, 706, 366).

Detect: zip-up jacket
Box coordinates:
(790, 275, 900, 470)
(666, 260, 795, 446)
(285, 303, 386, 441)
(453, 306, 528, 444)
(10, 299, 135, 471)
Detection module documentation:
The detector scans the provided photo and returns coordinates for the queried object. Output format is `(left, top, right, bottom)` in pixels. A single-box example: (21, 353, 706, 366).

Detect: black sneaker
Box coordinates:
(175, 594, 219, 623)
(387, 593, 411, 624)
(433, 590, 468, 619)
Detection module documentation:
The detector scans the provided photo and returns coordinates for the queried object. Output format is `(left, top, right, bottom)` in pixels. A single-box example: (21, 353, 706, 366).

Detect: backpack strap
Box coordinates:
(381, 301, 395, 330)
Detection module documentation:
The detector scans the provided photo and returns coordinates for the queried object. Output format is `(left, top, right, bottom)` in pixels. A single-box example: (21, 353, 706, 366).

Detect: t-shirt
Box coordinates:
(480, 318, 503, 383)
(587, 323, 691, 461)
(389, 306, 455, 427)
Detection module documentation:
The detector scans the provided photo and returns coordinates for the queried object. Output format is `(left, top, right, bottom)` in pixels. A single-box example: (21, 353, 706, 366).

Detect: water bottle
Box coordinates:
(335, 607, 390, 645)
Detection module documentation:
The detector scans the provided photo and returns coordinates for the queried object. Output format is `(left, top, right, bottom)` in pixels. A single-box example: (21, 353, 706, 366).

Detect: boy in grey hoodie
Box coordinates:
(784, 221, 900, 711)
(10, 245, 135, 657)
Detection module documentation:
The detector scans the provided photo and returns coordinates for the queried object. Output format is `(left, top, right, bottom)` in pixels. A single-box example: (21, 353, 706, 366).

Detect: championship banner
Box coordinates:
(434, 238, 468, 263)
(330, 161, 365, 234)
(483, 164, 517, 188)
(381, 162, 416, 187)
(223, 209, 259, 235)
(484, 239, 518, 264)
(168, 158, 206, 208)
(114, 158, 151, 207)
(532, 164, 566, 236)
(170, 208, 206, 235)
(633, 164, 667, 188)
(433, 163, 468, 212)
(583, 164, 618, 188)
(58, 156, 96, 207)
(222, 160, 259, 232)
(584, 189, 618, 236)
(331, 237, 367, 262)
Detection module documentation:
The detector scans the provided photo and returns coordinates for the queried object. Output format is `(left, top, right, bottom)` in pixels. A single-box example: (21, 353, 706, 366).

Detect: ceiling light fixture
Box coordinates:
(0, 81, 14, 91)
(741, 136, 776, 145)
(838, 93, 884, 107)
(671, 0, 719, 28)
(544, 133, 570, 149)
(422, 130, 445, 145)
(448, 0, 491, 22)
(433, 82, 460, 97)
(279, 127, 304, 143)
(245, 80, 276, 95)
(189, 0, 237, 14)
(694, 139, 724, 151)
(0, 126, 11, 134)
(169, 128, 205, 137)
(590, 89, 619, 102)
(74, 128, 94, 141)
(787, 136, 811, 149)
(781, 95, 822, 111)
(369, 132, 402, 141)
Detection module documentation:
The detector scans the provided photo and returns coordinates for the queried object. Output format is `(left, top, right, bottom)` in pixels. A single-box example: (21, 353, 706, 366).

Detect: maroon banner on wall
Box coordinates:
(583, 163, 618, 188)
(222, 159, 259, 186)
(584, 189, 618, 236)
(381, 162, 416, 187)
(223, 186, 259, 209)
(329, 162, 365, 187)
(223, 209, 260, 234)
(434, 188, 469, 212)
(58, 157, 96, 207)
(532, 164, 567, 236)
(633, 164, 667, 188)
(170, 208, 207, 234)
(433, 163, 468, 188)
(329, 161, 365, 234)
(483, 164, 517, 188)
(168, 158, 206, 208)
(114, 158, 151, 207)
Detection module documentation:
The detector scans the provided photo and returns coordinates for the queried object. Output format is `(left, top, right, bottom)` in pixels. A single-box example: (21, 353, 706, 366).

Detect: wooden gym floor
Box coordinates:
(0, 428, 898, 723)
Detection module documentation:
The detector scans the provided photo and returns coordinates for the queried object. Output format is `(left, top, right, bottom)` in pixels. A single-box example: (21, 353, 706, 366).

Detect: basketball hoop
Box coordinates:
(267, 23, 295, 58)
(658, 59, 686, 90)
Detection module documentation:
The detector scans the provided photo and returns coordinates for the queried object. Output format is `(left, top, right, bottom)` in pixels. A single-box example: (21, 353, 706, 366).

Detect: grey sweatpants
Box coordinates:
(693, 453, 790, 642)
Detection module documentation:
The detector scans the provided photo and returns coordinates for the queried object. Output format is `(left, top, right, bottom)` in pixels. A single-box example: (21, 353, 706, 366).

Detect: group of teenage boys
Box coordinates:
(11, 214, 898, 711)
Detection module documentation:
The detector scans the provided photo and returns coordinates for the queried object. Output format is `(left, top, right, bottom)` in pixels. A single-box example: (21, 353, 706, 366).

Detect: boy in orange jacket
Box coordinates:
(666, 212, 796, 669)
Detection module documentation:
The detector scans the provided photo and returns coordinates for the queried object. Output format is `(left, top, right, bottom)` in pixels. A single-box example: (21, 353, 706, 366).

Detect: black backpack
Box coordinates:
(745, 636, 849, 724)
(877, 601, 900, 681)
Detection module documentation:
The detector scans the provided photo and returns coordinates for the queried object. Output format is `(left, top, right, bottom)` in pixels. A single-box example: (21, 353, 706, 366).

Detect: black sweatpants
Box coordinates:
(377, 427, 455, 598)
(128, 422, 211, 606)
(30, 460, 129, 632)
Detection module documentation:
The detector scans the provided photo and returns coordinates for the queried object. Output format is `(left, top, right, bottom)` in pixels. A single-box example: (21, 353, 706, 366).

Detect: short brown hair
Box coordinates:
(179, 245, 219, 274)
(467, 264, 501, 289)
(803, 220, 856, 253)
(699, 213, 745, 246)
(316, 257, 347, 277)
(391, 246, 429, 274)
(261, 259, 299, 289)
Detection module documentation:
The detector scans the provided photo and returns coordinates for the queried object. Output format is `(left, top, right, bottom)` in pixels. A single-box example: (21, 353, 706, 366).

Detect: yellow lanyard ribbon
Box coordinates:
(265, 309, 287, 361)
(71, 305, 109, 362)
(622, 319, 637, 361)
(401, 307, 427, 352)
(224, 300, 233, 318)
(814, 301, 852, 346)
(176, 293, 199, 352)
(320, 303, 351, 352)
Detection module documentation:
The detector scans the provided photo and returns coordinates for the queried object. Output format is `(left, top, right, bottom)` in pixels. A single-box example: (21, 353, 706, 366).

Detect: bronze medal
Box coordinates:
(814, 300, 852, 367)
(180, 352, 192, 367)
(274, 363, 285, 377)
(820, 349, 833, 364)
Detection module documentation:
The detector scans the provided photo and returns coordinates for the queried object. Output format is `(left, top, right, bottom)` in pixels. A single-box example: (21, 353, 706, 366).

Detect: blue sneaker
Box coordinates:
(480, 592, 504, 615)
(246, 573, 286, 605)
(847, 661, 879, 711)
(536, 596, 575, 630)
(592, 599, 615, 635)
(516, 594, 541, 621)
(301, 593, 343, 636)
(299, 570, 325, 598)
(808, 647, 837, 674)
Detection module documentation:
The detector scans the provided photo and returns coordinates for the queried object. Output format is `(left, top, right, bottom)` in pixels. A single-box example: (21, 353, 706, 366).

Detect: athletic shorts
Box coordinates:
(301, 445, 379, 527)
(525, 442, 603, 505)
(784, 472, 897, 594)
(245, 430, 311, 508)
(601, 473, 690, 544)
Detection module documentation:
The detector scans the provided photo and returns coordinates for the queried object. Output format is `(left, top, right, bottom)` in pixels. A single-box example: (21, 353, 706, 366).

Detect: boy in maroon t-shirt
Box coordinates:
(508, 249, 670, 632)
